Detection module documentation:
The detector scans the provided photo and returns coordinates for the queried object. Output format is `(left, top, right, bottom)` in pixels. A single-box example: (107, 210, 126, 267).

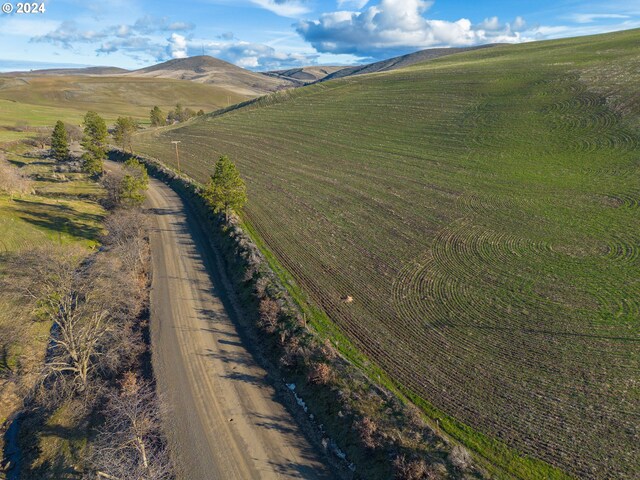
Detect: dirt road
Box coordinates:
(145, 176, 332, 479)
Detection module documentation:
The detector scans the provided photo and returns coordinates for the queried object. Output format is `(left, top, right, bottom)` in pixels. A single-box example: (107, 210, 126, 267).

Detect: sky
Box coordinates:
(0, 0, 639, 71)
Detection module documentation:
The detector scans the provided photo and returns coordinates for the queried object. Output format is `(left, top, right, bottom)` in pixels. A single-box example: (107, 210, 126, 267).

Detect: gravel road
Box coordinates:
(146, 176, 332, 479)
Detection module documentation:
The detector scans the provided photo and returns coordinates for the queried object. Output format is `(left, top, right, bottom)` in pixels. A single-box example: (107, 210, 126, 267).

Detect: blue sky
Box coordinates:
(0, 0, 638, 71)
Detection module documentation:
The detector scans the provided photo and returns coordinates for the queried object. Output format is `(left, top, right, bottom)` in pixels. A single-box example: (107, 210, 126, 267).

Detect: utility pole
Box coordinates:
(171, 140, 181, 174)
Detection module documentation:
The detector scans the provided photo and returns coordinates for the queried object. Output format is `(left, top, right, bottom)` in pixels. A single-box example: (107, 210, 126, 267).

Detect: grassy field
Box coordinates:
(0, 146, 105, 251)
(0, 75, 250, 143)
(0, 143, 105, 471)
(134, 29, 640, 479)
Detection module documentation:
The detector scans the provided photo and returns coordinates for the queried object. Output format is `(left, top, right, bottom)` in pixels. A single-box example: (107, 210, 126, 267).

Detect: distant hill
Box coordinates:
(322, 44, 497, 81)
(5, 66, 130, 76)
(128, 56, 293, 95)
(0, 74, 252, 130)
(262, 66, 347, 85)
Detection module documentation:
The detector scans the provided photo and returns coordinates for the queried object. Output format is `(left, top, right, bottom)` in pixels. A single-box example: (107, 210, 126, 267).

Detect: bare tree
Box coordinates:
(102, 210, 150, 279)
(101, 168, 126, 210)
(2, 247, 121, 392)
(88, 373, 174, 480)
(1, 245, 82, 320)
(46, 306, 112, 392)
(66, 123, 84, 143)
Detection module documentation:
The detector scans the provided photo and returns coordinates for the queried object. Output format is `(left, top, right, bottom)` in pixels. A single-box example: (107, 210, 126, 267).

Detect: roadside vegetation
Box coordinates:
(133, 28, 640, 479)
(0, 112, 172, 479)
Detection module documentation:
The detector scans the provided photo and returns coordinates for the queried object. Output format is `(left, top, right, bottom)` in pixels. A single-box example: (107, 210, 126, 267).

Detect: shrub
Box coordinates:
(258, 297, 280, 334)
(449, 444, 472, 471)
(307, 362, 332, 386)
(355, 416, 381, 449)
(393, 455, 430, 480)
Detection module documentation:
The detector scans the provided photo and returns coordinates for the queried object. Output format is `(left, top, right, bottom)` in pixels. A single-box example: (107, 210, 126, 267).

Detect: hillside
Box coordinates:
(133, 28, 640, 479)
(5, 66, 130, 76)
(322, 44, 497, 81)
(0, 75, 250, 141)
(128, 55, 293, 95)
(263, 66, 348, 85)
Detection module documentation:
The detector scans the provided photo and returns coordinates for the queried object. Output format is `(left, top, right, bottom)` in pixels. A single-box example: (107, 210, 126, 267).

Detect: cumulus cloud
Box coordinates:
(203, 40, 317, 69)
(97, 36, 165, 60)
(31, 21, 106, 48)
(31, 15, 195, 49)
(297, 0, 533, 58)
(30, 14, 199, 62)
(167, 33, 189, 59)
(250, 0, 310, 17)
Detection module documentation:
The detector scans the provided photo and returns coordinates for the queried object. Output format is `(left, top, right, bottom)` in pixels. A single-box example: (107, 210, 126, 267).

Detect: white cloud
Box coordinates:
(513, 16, 526, 30)
(337, 0, 369, 8)
(31, 21, 107, 48)
(133, 15, 195, 34)
(479, 16, 500, 31)
(569, 13, 630, 24)
(250, 0, 310, 17)
(202, 39, 317, 69)
(236, 56, 260, 68)
(297, 0, 531, 57)
(168, 33, 189, 59)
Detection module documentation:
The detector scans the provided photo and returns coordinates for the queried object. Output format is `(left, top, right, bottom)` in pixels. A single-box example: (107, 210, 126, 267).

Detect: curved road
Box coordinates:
(146, 176, 331, 479)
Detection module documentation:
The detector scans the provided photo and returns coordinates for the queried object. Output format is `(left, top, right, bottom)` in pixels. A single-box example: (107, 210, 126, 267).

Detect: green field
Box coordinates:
(134, 29, 640, 478)
(0, 75, 250, 144)
(0, 144, 105, 445)
(0, 147, 105, 251)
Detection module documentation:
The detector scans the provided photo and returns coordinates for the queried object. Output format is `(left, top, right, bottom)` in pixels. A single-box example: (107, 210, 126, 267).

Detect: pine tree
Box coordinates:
(120, 157, 149, 207)
(81, 111, 108, 176)
(113, 117, 138, 153)
(150, 106, 165, 127)
(203, 155, 247, 222)
(51, 120, 69, 161)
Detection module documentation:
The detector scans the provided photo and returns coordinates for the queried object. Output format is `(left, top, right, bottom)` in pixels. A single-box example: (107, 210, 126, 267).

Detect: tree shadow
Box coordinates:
(12, 198, 103, 242)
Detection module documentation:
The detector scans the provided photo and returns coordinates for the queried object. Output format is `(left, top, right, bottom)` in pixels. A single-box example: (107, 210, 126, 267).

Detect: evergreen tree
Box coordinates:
(113, 117, 138, 153)
(120, 157, 149, 207)
(81, 111, 108, 176)
(51, 120, 69, 161)
(150, 106, 165, 127)
(203, 155, 247, 222)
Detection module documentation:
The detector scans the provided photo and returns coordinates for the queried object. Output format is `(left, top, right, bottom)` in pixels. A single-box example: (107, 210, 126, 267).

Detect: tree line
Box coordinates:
(150, 103, 204, 127)
(51, 109, 248, 221)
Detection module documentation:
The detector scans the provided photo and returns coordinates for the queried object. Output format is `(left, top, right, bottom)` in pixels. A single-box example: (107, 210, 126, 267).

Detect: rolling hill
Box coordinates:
(321, 44, 497, 81)
(133, 28, 640, 479)
(0, 75, 251, 143)
(128, 55, 293, 95)
(263, 66, 348, 85)
(4, 66, 130, 76)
